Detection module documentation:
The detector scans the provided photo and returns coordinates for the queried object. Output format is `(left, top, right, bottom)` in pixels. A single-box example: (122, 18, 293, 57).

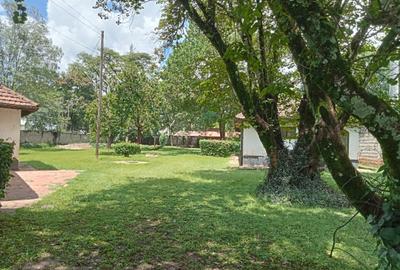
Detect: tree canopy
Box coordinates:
(95, 0, 400, 267)
(8, 0, 400, 267)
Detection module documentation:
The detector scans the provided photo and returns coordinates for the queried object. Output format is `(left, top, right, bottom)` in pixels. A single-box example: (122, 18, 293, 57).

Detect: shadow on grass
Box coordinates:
(144, 146, 201, 156)
(21, 160, 58, 170)
(99, 146, 201, 157)
(0, 169, 375, 269)
(99, 150, 117, 156)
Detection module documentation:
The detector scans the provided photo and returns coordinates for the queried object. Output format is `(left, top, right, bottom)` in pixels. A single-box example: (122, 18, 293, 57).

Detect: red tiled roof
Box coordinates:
(235, 102, 299, 120)
(0, 84, 39, 116)
(173, 130, 239, 138)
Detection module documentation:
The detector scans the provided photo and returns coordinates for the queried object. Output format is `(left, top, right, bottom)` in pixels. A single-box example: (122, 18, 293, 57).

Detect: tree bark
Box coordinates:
(267, 4, 400, 259)
(178, 0, 285, 171)
(51, 131, 59, 145)
(218, 119, 226, 140)
(260, 95, 321, 190)
(290, 96, 320, 184)
(179, 0, 324, 192)
(135, 116, 143, 145)
(276, 0, 400, 181)
(136, 127, 142, 144)
(106, 133, 113, 149)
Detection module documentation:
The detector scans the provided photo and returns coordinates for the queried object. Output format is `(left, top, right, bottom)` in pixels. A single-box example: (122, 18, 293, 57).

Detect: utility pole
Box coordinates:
(95, 30, 104, 159)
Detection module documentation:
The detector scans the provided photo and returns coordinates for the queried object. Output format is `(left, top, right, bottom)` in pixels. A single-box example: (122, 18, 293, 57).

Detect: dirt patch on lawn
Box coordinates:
(145, 153, 159, 158)
(22, 253, 67, 270)
(0, 170, 79, 212)
(57, 143, 91, 150)
(229, 155, 239, 167)
(113, 161, 148, 165)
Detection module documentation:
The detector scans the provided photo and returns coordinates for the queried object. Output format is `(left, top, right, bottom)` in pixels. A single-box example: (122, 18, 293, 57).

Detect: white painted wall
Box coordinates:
(242, 128, 267, 157)
(345, 127, 360, 161)
(0, 108, 21, 158)
(242, 126, 360, 162)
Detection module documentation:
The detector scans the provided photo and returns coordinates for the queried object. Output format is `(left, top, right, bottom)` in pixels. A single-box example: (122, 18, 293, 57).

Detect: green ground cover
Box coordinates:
(0, 147, 376, 269)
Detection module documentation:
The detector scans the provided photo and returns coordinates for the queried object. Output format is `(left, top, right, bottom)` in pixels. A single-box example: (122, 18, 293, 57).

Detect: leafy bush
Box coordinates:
(114, 142, 141, 157)
(0, 140, 13, 199)
(159, 133, 168, 148)
(199, 139, 240, 157)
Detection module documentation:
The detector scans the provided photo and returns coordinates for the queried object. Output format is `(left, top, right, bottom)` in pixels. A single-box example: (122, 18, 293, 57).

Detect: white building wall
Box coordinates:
(0, 108, 21, 159)
(242, 126, 361, 167)
(345, 127, 360, 161)
(242, 128, 267, 157)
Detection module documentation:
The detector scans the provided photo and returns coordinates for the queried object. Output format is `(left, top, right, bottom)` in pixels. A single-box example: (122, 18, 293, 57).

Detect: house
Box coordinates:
(171, 129, 240, 147)
(0, 84, 39, 168)
(236, 112, 361, 167)
(237, 62, 400, 168)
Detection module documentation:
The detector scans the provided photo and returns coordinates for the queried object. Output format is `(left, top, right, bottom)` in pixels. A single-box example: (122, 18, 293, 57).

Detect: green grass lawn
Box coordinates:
(0, 147, 377, 269)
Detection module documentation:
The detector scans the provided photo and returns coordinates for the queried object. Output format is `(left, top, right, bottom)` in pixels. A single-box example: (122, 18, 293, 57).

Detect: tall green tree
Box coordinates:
(95, 0, 400, 266)
(268, 1, 400, 265)
(160, 26, 240, 139)
(61, 52, 103, 132)
(84, 50, 160, 145)
(116, 52, 160, 144)
(0, 2, 64, 132)
(96, 0, 317, 191)
(13, 0, 400, 265)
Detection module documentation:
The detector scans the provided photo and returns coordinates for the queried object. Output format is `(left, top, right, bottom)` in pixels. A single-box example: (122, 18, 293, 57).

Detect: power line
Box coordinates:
(47, 24, 98, 53)
(49, 0, 99, 34)
(53, 0, 101, 33)
(32, 5, 100, 59)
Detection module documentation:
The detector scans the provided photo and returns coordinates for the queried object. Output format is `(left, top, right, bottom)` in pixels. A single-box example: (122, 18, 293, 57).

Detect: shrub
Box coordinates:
(199, 139, 240, 157)
(159, 133, 168, 148)
(0, 140, 13, 199)
(114, 142, 141, 157)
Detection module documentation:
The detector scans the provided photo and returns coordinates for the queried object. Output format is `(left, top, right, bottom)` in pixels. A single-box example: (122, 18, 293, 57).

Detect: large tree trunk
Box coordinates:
(136, 127, 142, 145)
(106, 135, 113, 149)
(259, 96, 321, 191)
(269, 3, 400, 259)
(179, 0, 319, 191)
(135, 116, 143, 145)
(51, 131, 59, 145)
(275, 0, 400, 180)
(218, 119, 226, 140)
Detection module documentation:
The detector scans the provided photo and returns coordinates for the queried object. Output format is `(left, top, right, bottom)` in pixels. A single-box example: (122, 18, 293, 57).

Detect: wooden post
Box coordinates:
(95, 30, 104, 159)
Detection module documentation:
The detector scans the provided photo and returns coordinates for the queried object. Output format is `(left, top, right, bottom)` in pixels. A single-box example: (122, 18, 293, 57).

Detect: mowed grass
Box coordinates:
(0, 147, 377, 269)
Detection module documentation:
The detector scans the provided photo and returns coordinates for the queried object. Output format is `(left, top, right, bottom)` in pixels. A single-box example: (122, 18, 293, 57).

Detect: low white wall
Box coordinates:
(0, 108, 21, 158)
(242, 128, 267, 157)
(242, 127, 360, 167)
(345, 127, 360, 161)
(20, 131, 89, 145)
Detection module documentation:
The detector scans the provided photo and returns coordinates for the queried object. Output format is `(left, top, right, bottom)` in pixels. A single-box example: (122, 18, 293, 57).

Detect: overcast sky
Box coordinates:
(4, 0, 162, 70)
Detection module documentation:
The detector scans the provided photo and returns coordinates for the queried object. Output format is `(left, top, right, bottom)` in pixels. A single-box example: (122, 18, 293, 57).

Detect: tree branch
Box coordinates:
(363, 26, 400, 85)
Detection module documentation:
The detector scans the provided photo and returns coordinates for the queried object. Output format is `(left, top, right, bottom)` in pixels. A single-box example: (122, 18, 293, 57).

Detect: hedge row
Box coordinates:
(0, 140, 13, 199)
(113, 142, 141, 157)
(199, 139, 240, 157)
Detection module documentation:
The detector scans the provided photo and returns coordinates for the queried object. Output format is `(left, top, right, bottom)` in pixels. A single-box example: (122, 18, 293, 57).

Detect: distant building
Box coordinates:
(236, 61, 400, 168)
(0, 84, 39, 167)
(171, 129, 240, 148)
